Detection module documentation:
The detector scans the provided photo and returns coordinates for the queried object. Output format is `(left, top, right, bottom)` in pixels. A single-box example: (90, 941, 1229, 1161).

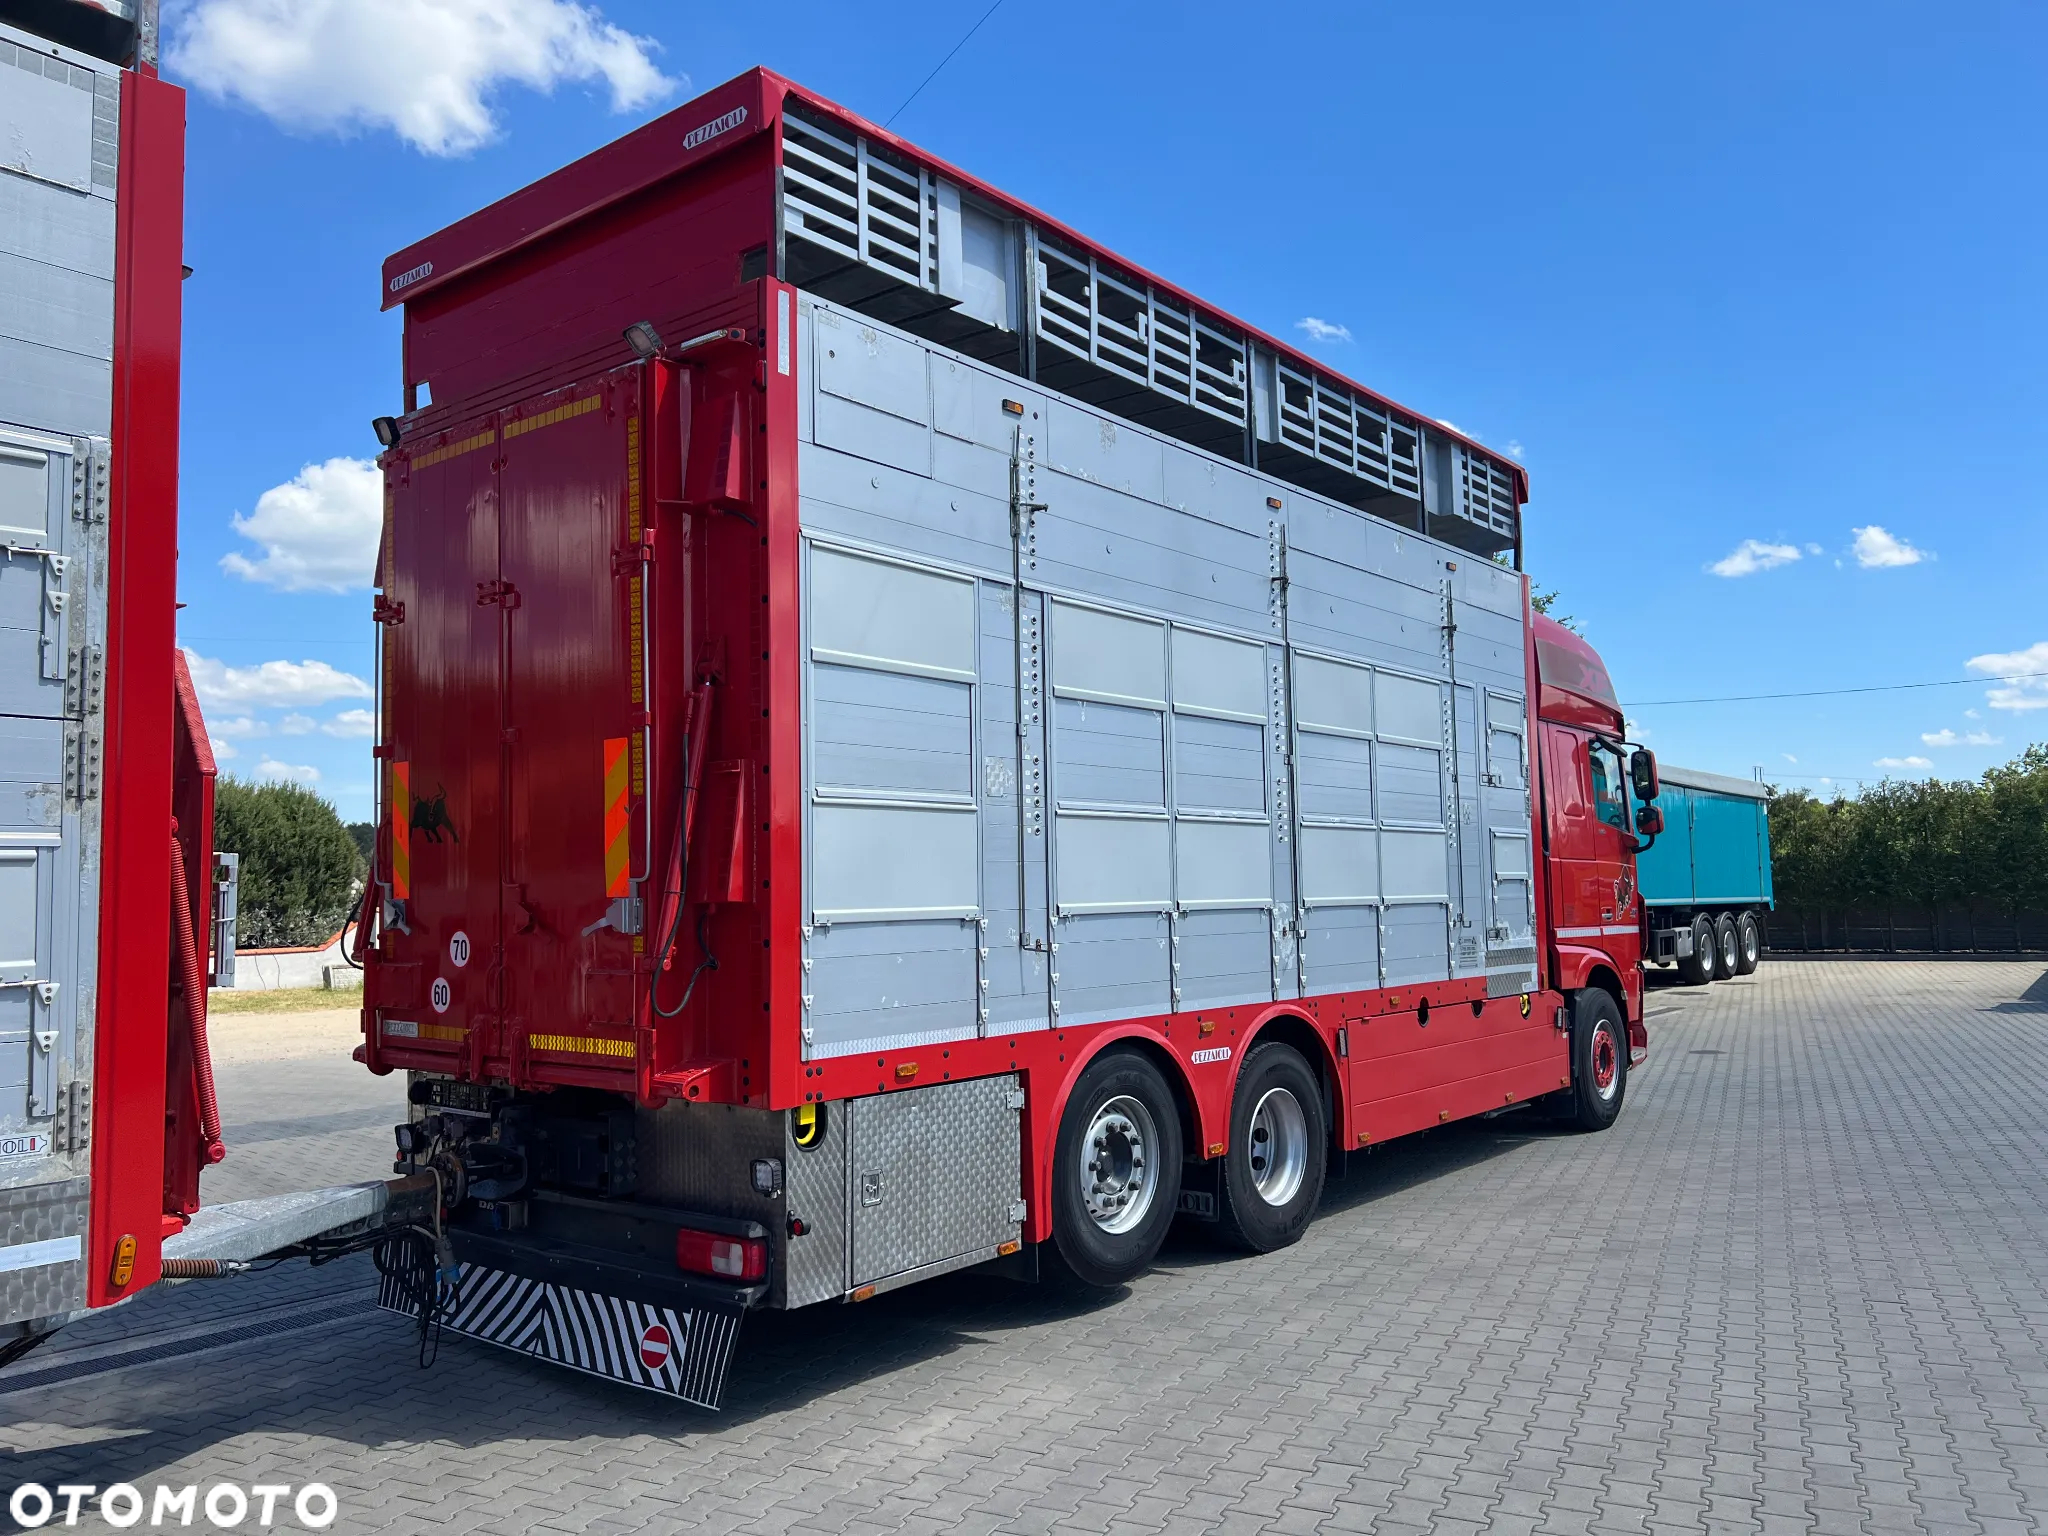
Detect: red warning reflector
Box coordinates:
(638, 1321, 672, 1370)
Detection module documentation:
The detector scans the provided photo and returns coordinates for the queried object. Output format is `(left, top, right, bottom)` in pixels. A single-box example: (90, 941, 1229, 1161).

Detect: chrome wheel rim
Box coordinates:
(1247, 1086, 1309, 1207)
(1720, 927, 1737, 971)
(1743, 925, 1759, 966)
(1081, 1095, 1157, 1234)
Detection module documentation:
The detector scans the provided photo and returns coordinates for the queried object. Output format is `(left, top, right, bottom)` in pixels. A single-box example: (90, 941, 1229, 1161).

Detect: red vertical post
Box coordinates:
(88, 69, 186, 1307)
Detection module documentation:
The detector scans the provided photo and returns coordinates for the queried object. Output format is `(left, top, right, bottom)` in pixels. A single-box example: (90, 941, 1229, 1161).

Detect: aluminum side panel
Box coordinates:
(794, 294, 1529, 1060)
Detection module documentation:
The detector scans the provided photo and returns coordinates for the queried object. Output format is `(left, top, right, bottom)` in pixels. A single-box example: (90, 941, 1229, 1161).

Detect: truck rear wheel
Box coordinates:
(1678, 915, 1716, 985)
(1735, 912, 1761, 975)
(1050, 1050, 1184, 1287)
(1567, 989, 1628, 1131)
(1216, 1043, 1326, 1255)
(1714, 913, 1740, 978)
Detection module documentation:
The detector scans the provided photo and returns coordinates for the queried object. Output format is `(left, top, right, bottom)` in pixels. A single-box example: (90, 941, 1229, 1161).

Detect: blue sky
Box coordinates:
(165, 0, 2048, 820)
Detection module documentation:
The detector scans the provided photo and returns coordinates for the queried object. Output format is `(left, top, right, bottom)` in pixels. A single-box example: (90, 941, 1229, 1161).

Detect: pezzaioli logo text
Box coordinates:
(8, 1481, 336, 1528)
(683, 105, 748, 150)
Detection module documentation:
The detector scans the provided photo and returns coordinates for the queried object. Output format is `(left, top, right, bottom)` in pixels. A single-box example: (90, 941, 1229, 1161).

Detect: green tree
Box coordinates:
(214, 778, 360, 948)
(1528, 586, 1576, 631)
(344, 820, 374, 880)
(1769, 744, 2048, 949)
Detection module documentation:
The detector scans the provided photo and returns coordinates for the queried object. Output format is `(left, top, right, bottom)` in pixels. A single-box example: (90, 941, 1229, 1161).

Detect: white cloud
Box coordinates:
(166, 0, 677, 158)
(221, 458, 382, 593)
(1296, 317, 1352, 345)
(279, 713, 317, 735)
(1708, 539, 1801, 578)
(1873, 755, 1933, 770)
(214, 740, 239, 761)
(1922, 729, 1958, 747)
(207, 715, 268, 740)
(254, 757, 322, 784)
(1851, 525, 1930, 568)
(1966, 642, 2048, 712)
(1504, 440, 1525, 461)
(1782, 753, 1798, 764)
(184, 652, 373, 712)
(1804, 542, 1823, 555)
(323, 709, 378, 739)
(1921, 728, 2004, 748)
(1965, 708, 1982, 720)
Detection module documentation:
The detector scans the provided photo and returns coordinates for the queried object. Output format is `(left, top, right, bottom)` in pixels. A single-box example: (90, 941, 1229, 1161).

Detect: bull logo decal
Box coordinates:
(410, 784, 461, 845)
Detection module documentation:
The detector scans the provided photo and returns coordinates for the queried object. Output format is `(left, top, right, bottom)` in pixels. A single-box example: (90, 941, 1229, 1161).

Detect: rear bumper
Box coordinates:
(449, 1226, 767, 1313)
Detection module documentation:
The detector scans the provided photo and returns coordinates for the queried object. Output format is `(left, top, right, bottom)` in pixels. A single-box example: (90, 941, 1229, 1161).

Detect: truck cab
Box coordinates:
(1533, 616, 1657, 1063)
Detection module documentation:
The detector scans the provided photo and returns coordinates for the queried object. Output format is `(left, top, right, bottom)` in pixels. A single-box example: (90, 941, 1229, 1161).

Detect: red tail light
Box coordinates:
(675, 1227, 765, 1282)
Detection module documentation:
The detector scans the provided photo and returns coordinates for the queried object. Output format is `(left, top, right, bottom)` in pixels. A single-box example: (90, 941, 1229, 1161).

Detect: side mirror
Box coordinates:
(1630, 747, 1659, 801)
(1635, 804, 1665, 837)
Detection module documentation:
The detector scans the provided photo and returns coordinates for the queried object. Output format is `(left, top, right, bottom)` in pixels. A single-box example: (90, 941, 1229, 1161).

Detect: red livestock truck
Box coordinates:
(358, 67, 1669, 1406)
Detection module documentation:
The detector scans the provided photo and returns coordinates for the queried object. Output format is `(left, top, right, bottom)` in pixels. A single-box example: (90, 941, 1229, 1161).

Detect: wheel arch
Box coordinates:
(1023, 1026, 1204, 1250)
(1046, 1028, 1203, 1175)
(1244, 1011, 1344, 1151)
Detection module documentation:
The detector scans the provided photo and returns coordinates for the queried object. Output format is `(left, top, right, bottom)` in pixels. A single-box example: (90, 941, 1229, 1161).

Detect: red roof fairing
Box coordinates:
(1533, 615, 1622, 732)
(380, 67, 1527, 505)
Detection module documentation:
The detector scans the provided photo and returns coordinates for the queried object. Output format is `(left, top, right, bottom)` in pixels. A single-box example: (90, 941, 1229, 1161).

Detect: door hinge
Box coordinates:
(53, 1081, 90, 1152)
(581, 894, 644, 938)
(611, 537, 656, 576)
(475, 580, 521, 608)
(373, 595, 406, 625)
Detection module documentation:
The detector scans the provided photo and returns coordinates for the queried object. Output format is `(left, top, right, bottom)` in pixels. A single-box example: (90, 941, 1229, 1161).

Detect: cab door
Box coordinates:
(1540, 724, 1636, 946)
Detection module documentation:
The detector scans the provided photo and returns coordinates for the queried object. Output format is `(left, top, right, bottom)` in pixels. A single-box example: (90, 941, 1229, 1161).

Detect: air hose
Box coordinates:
(169, 821, 226, 1166)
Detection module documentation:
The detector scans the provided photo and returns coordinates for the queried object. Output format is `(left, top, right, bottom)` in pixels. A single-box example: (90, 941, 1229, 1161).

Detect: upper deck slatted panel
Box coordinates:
(778, 93, 1523, 561)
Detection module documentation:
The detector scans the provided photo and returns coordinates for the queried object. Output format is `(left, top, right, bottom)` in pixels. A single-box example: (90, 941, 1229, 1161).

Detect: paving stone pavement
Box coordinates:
(5, 960, 2048, 1534)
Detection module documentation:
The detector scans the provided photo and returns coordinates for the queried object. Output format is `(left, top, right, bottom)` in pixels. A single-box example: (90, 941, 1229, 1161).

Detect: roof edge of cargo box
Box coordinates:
(1654, 764, 1770, 802)
(377, 65, 1527, 512)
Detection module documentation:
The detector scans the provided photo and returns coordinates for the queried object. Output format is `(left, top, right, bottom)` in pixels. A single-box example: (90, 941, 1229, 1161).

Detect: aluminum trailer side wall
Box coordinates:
(794, 293, 1543, 1060)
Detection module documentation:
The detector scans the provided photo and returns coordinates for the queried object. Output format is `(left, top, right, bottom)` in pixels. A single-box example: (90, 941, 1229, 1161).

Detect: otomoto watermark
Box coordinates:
(7, 1482, 338, 1528)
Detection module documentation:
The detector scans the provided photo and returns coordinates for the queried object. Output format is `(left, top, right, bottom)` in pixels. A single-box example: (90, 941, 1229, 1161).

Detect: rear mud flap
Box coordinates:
(378, 1261, 744, 1409)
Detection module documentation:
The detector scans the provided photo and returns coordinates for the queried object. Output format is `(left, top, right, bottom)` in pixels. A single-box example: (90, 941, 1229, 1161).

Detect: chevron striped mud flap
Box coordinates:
(378, 1261, 745, 1408)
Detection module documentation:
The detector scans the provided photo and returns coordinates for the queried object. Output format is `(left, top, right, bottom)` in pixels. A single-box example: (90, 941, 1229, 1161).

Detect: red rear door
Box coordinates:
(496, 369, 649, 1089)
(377, 414, 505, 1071)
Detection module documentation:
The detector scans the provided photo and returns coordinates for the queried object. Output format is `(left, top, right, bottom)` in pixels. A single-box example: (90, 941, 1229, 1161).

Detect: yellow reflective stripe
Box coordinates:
(528, 1033, 636, 1059)
(408, 429, 494, 470)
(503, 394, 602, 439)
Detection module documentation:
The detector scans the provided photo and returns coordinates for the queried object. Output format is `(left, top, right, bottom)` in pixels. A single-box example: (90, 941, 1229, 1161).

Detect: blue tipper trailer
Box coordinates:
(1636, 765, 1774, 985)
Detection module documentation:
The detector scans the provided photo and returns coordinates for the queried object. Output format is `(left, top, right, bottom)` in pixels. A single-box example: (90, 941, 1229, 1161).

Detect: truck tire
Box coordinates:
(1049, 1050, 1185, 1288)
(1216, 1042, 1327, 1255)
(1714, 913, 1740, 979)
(1566, 988, 1628, 1131)
(1735, 911, 1761, 975)
(1678, 914, 1716, 985)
